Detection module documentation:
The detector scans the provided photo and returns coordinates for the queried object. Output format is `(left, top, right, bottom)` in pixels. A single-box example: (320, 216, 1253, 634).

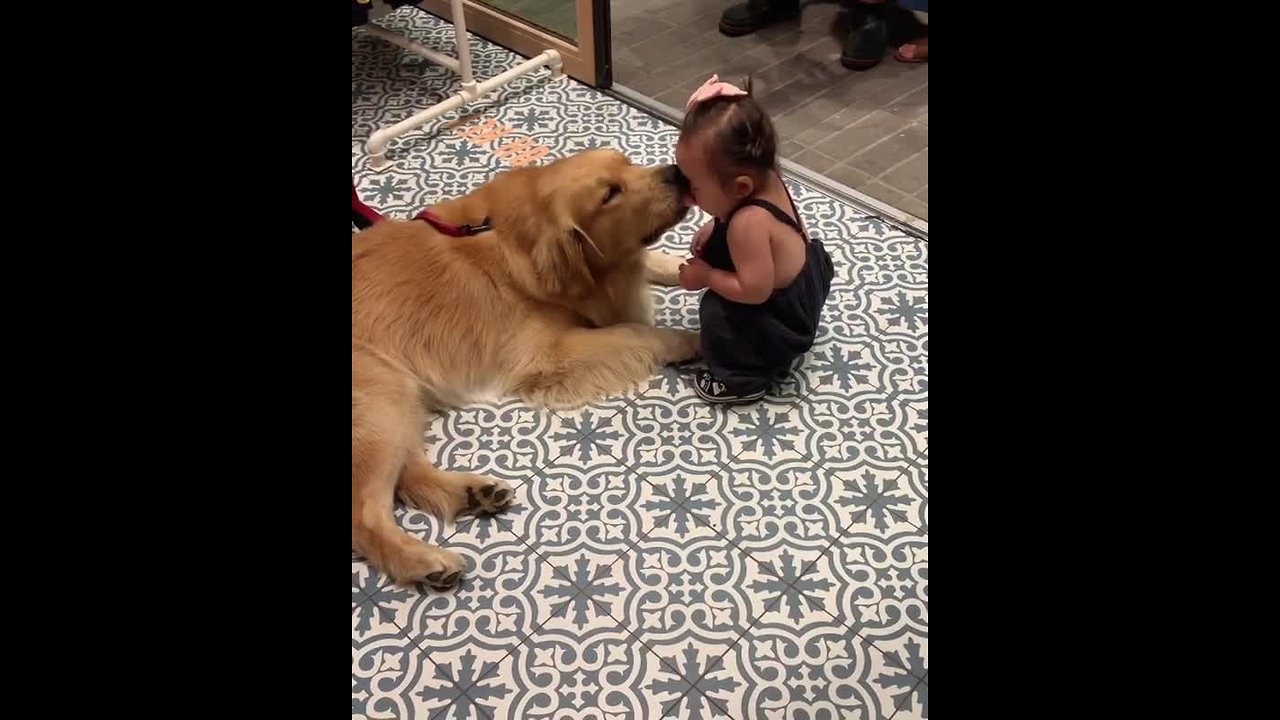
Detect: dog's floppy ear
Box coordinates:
(529, 201, 596, 298)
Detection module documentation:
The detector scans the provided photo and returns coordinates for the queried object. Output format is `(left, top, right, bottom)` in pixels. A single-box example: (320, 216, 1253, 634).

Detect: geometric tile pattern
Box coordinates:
(353, 8, 926, 718)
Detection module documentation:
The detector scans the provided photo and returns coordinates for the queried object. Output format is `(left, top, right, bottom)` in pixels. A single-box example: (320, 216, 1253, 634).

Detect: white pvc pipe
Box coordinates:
(475, 49, 562, 95)
(361, 23, 460, 73)
(449, 0, 476, 94)
(366, 49, 563, 171)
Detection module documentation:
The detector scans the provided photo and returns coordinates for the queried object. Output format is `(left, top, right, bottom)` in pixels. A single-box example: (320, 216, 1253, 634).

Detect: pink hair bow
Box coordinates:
(686, 74, 747, 109)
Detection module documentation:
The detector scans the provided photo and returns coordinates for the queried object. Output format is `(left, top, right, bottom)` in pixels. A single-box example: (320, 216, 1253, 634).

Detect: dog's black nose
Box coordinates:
(661, 164, 689, 193)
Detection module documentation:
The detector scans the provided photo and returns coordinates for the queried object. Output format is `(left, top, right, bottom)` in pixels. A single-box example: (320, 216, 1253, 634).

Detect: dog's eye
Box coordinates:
(603, 184, 622, 205)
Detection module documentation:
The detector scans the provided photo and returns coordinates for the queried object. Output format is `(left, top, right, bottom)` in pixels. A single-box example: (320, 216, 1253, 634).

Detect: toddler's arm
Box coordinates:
(690, 221, 714, 257)
(705, 211, 774, 305)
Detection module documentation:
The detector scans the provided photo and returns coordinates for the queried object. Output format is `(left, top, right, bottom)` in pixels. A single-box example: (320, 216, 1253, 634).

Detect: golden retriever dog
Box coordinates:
(353, 149, 697, 590)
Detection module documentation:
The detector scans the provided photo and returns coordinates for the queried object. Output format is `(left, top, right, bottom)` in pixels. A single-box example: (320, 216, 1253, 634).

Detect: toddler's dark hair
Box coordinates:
(679, 76, 778, 183)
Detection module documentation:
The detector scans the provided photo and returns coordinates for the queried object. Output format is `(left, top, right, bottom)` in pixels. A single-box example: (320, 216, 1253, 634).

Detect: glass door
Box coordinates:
(418, 0, 612, 86)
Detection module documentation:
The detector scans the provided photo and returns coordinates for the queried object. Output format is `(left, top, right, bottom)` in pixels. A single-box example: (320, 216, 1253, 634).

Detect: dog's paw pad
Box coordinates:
(464, 479, 515, 515)
(424, 569, 462, 591)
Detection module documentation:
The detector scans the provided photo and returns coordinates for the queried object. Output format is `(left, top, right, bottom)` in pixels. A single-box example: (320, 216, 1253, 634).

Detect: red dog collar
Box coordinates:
(413, 210, 493, 237)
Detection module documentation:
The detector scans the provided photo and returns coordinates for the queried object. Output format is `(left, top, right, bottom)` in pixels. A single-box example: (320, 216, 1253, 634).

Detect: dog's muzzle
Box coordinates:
(661, 164, 690, 197)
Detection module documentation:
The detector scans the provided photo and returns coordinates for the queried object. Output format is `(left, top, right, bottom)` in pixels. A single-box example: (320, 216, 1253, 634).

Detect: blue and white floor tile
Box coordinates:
(423, 398, 558, 481)
(352, 599, 468, 719)
(354, 8, 928, 718)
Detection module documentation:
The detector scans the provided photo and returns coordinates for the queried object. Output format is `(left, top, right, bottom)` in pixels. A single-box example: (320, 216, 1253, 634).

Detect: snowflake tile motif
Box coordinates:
(544, 399, 632, 471)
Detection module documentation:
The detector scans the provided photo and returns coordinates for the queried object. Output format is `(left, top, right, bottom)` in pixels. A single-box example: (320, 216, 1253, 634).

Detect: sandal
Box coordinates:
(893, 37, 929, 63)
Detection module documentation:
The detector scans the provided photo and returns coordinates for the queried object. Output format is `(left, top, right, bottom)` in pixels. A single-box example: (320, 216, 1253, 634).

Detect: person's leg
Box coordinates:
(889, 2, 928, 63)
(718, 0, 801, 38)
(841, 0, 889, 71)
(697, 295, 771, 404)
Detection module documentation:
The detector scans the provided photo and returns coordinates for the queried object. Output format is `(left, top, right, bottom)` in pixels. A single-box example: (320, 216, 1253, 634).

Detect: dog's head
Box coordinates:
(502, 149, 689, 297)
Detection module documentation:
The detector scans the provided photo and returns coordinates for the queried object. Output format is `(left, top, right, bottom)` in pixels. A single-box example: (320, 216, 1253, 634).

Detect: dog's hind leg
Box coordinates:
(397, 450, 516, 520)
(352, 344, 467, 590)
(515, 324, 699, 409)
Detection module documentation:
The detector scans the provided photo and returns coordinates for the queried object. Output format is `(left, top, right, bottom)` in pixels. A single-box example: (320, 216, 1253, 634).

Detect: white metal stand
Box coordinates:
(359, 0, 564, 171)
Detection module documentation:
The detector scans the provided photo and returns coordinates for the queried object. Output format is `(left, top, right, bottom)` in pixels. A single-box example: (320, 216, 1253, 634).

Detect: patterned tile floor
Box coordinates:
(353, 8, 927, 719)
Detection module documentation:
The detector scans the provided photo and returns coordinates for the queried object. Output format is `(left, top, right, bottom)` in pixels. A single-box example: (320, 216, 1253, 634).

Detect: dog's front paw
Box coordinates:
(658, 329, 701, 365)
(421, 547, 467, 591)
(462, 477, 515, 516)
(389, 544, 468, 591)
(645, 251, 685, 287)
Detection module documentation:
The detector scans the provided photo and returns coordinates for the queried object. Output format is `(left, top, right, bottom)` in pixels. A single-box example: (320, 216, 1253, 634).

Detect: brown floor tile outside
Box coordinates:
(611, 0, 928, 220)
(894, 193, 928, 220)
(813, 109, 909, 162)
(846, 123, 927, 176)
(792, 147, 841, 174)
(879, 148, 927, 195)
(825, 162, 873, 190)
(859, 180, 908, 207)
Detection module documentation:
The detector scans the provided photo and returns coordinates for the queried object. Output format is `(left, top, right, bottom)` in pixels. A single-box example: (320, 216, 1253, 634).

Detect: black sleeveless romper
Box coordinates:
(698, 190, 835, 394)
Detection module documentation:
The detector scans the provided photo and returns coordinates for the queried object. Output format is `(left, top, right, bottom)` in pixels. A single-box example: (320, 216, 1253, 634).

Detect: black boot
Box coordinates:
(719, 0, 801, 37)
(840, 1, 889, 70)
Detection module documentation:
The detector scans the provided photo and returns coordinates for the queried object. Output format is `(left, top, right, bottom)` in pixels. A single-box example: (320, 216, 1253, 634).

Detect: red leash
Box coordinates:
(352, 181, 491, 236)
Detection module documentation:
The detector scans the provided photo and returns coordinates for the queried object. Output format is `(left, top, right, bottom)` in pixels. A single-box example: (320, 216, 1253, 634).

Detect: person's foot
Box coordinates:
(894, 36, 928, 63)
(840, 3, 889, 70)
(718, 0, 800, 37)
(694, 370, 767, 404)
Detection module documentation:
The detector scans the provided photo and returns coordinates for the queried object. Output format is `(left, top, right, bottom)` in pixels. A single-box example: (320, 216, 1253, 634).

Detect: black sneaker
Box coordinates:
(694, 370, 767, 404)
(719, 0, 801, 37)
(841, 3, 889, 70)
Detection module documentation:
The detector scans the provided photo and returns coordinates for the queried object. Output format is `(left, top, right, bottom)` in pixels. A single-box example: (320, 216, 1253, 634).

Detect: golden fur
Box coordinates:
(352, 150, 696, 589)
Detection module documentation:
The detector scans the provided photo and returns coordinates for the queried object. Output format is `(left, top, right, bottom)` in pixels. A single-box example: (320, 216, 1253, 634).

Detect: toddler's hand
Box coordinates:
(679, 258, 712, 291)
(690, 222, 714, 258)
